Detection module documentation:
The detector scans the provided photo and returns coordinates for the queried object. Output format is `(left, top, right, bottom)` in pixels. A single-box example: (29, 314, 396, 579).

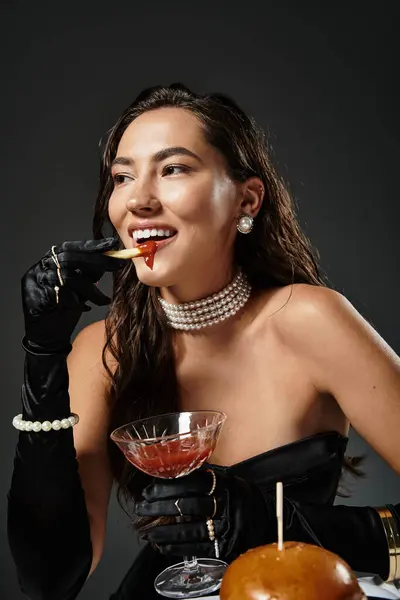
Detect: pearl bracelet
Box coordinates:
(12, 413, 79, 432)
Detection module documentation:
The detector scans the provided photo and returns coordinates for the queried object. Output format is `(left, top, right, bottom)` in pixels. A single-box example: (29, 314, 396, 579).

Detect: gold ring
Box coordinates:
(210, 495, 217, 519)
(206, 469, 217, 496)
(51, 246, 64, 287)
(174, 498, 183, 518)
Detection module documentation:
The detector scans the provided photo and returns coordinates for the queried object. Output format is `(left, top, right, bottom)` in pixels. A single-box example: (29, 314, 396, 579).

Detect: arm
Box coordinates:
(278, 284, 400, 474)
(7, 347, 93, 600)
(67, 321, 115, 577)
(7, 239, 121, 600)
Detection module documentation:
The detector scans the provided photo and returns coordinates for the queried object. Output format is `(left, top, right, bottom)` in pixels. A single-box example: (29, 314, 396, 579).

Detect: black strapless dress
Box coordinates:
(109, 431, 348, 599)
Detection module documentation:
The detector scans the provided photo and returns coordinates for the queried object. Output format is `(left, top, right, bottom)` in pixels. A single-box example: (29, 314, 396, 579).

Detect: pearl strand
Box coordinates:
(206, 518, 220, 558)
(159, 270, 252, 331)
(12, 413, 79, 432)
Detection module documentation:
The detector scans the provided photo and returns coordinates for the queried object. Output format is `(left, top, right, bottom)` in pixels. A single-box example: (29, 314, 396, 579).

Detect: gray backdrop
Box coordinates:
(1, 1, 399, 598)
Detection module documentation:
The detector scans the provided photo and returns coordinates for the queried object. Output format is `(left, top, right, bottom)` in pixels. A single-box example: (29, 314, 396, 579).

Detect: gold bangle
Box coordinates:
(375, 506, 400, 582)
(385, 507, 400, 583)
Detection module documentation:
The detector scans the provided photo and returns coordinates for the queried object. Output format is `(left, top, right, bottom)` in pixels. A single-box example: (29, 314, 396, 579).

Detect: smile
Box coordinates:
(132, 231, 178, 254)
(132, 228, 177, 245)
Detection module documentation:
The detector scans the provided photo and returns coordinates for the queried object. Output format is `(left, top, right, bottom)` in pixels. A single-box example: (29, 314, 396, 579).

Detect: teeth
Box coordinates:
(132, 228, 174, 240)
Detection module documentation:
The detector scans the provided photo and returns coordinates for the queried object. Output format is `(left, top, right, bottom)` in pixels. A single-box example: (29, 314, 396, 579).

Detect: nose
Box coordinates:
(126, 184, 161, 215)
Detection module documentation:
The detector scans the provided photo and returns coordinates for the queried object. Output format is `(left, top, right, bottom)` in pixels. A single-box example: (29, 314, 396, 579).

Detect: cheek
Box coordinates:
(196, 181, 236, 230)
(171, 177, 235, 225)
(209, 180, 236, 219)
(107, 192, 124, 229)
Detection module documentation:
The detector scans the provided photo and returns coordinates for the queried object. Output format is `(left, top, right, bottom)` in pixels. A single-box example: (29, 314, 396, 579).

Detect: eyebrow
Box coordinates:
(111, 146, 203, 168)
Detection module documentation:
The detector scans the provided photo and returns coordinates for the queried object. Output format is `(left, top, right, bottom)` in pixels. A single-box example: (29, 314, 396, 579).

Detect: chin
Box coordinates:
(134, 259, 180, 289)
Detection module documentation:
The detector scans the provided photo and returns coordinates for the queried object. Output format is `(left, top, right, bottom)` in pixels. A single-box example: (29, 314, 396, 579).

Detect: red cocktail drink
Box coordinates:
(120, 433, 217, 478)
(110, 411, 227, 598)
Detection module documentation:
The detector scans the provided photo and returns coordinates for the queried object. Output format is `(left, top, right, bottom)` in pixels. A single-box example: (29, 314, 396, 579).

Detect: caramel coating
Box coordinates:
(220, 542, 366, 600)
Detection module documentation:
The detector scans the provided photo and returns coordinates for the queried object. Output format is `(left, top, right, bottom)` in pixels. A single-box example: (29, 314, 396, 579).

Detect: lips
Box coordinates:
(128, 223, 178, 248)
(128, 223, 177, 235)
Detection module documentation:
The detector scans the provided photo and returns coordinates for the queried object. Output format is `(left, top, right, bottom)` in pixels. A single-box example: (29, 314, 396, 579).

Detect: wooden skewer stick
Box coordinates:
(276, 481, 284, 551)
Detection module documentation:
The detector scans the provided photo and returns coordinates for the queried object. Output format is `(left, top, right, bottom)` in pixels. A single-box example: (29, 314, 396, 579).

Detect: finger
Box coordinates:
(40, 248, 121, 281)
(64, 274, 111, 306)
(39, 263, 110, 307)
(56, 251, 125, 274)
(38, 269, 102, 309)
(136, 495, 217, 518)
(57, 281, 86, 310)
(145, 519, 225, 545)
(57, 237, 120, 254)
(61, 263, 105, 285)
(143, 470, 216, 501)
(50, 238, 125, 273)
(38, 267, 61, 289)
(30, 270, 81, 312)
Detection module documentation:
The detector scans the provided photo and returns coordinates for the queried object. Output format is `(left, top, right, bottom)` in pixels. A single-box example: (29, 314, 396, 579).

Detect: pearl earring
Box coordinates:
(237, 213, 254, 234)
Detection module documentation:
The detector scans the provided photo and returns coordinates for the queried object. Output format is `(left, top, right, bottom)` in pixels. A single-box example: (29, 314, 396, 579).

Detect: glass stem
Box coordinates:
(176, 516, 199, 571)
(183, 555, 199, 571)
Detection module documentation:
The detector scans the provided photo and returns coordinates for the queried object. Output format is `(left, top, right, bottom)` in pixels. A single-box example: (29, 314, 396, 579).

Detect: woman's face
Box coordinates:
(108, 107, 242, 292)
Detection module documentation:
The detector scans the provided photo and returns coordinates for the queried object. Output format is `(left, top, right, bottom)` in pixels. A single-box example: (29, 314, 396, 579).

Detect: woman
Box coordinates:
(7, 83, 400, 599)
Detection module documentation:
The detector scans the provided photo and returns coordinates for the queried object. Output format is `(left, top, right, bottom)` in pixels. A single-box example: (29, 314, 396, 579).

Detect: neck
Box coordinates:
(160, 267, 236, 305)
(158, 268, 252, 332)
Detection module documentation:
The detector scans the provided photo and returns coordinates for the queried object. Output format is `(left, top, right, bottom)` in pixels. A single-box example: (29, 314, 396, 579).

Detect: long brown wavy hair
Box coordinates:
(92, 83, 364, 525)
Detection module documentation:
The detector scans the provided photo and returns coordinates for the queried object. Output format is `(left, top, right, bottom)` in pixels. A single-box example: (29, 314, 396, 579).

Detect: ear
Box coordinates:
(238, 177, 264, 217)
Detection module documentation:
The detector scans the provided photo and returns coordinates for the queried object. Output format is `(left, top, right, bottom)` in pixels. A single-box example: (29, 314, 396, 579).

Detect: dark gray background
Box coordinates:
(1, 1, 399, 597)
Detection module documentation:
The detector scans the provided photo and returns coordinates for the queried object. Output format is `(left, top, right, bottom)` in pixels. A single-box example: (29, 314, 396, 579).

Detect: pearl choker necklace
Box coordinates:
(158, 270, 252, 331)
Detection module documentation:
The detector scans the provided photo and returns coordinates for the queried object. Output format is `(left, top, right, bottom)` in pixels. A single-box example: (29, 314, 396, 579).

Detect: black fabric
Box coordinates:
(21, 237, 122, 353)
(8, 238, 123, 600)
(133, 432, 349, 560)
(109, 431, 334, 597)
(110, 431, 399, 598)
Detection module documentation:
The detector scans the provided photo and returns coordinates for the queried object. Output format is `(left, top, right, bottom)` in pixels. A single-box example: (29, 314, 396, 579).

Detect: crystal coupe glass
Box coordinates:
(110, 410, 227, 598)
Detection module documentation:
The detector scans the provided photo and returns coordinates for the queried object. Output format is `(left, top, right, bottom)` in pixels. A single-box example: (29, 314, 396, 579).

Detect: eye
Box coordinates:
(112, 173, 132, 186)
(163, 164, 190, 176)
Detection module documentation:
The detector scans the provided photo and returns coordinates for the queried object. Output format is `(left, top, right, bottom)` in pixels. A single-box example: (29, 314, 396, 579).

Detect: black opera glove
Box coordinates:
(135, 468, 272, 561)
(7, 238, 124, 600)
(22, 237, 123, 353)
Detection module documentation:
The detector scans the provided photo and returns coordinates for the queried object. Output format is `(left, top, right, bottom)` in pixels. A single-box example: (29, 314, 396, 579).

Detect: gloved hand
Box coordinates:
(136, 467, 399, 582)
(135, 467, 273, 562)
(22, 237, 123, 354)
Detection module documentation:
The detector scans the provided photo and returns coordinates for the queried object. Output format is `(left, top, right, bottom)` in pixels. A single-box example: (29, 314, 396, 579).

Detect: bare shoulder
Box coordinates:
(262, 286, 400, 475)
(275, 280, 399, 360)
(257, 281, 387, 364)
(272, 282, 347, 316)
(266, 283, 360, 346)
